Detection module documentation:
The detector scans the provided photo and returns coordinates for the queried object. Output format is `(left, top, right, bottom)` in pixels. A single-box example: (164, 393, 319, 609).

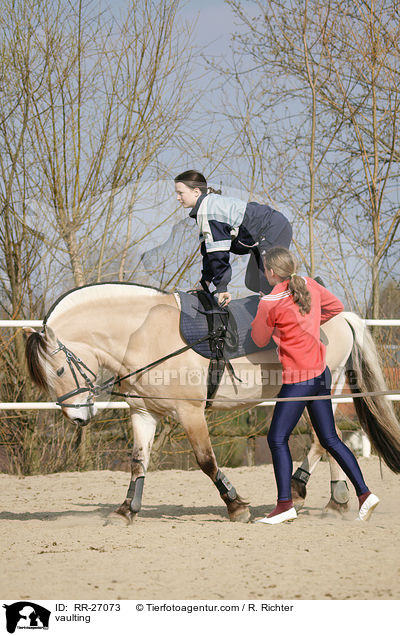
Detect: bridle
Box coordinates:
(50, 327, 216, 410)
(51, 339, 98, 409)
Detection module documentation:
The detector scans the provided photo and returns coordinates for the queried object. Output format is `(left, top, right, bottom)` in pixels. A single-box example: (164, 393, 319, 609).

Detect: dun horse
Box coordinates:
(25, 283, 400, 523)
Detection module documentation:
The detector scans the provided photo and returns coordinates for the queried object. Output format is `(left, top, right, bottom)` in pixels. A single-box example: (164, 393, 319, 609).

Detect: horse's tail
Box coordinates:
(343, 311, 400, 473)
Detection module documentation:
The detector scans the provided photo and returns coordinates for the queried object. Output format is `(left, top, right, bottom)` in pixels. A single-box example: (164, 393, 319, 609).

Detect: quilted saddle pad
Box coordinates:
(178, 291, 275, 360)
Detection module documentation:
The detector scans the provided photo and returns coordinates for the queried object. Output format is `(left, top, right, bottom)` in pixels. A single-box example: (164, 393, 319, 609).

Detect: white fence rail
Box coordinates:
(0, 319, 399, 410)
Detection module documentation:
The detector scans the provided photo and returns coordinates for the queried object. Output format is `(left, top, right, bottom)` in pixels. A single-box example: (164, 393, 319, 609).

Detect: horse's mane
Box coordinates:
(44, 282, 168, 325)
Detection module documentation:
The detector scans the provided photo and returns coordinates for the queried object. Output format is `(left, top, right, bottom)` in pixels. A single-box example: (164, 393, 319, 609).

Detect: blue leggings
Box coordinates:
(267, 368, 369, 501)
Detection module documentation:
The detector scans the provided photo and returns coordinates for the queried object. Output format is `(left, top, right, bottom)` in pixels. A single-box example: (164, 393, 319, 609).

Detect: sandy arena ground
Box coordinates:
(0, 456, 399, 601)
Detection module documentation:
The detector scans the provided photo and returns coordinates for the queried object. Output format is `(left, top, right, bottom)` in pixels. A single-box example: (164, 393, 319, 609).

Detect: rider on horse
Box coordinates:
(174, 170, 292, 306)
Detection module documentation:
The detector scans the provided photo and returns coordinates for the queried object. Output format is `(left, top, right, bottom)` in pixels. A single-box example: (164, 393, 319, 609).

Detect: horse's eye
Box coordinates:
(56, 367, 65, 377)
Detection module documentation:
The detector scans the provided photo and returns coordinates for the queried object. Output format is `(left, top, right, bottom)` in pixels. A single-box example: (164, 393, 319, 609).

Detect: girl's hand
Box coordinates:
(218, 292, 232, 306)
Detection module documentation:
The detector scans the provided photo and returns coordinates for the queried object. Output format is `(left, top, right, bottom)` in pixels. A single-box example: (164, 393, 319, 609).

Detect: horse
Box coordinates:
(24, 282, 400, 524)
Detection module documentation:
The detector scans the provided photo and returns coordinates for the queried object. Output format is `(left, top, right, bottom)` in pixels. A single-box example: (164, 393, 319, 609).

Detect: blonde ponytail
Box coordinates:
(263, 247, 311, 315)
(288, 273, 311, 315)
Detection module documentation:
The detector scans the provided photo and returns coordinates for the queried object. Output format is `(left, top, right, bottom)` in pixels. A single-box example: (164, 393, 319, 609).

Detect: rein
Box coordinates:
(110, 388, 400, 402)
(54, 333, 213, 408)
(52, 337, 399, 409)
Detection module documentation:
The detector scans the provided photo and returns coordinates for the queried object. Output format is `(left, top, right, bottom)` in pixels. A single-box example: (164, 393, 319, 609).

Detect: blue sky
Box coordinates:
(181, 0, 238, 53)
(104, 0, 250, 56)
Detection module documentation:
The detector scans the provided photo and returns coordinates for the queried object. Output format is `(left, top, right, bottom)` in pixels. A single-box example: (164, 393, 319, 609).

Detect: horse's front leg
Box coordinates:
(291, 426, 325, 509)
(113, 409, 158, 524)
(179, 405, 251, 522)
(325, 450, 350, 513)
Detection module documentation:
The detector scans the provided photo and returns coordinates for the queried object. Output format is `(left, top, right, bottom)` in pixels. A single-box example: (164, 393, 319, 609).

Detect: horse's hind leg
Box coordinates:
(291, 426, 350, 513)
(179, 405, 251, 522)
(326, 369, 351, 512)
(325, 453, 350, 513)
(113, 409, 158, 524)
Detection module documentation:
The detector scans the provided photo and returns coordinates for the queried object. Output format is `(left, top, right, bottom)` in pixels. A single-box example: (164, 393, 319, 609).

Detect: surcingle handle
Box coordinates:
(214, 469, 237, 501)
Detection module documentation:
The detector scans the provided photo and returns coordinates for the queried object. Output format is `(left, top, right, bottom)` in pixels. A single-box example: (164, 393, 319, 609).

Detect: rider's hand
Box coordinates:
(218, 292, 232, 306)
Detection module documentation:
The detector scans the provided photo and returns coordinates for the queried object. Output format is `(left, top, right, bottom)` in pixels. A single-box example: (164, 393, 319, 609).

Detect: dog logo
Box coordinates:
(3, 602, 50, 633)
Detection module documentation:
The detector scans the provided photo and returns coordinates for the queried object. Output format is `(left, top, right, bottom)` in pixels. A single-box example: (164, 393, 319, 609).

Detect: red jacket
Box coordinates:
(251, 277, 344, 384)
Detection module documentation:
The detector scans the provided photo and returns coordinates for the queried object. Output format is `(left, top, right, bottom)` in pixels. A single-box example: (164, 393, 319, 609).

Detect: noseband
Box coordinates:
(51, 339, 98, 409)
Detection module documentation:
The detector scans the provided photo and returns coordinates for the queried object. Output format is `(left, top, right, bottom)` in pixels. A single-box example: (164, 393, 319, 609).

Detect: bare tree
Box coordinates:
(0, 0, 200, 473)
(209, 0, 400, 313)
(0, 0, 45, 376)
(314, 0, 400, 317)
(11, 0, 197, 288)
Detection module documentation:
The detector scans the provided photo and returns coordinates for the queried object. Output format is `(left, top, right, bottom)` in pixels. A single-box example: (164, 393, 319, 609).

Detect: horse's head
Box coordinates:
(24, 325, 99, 425)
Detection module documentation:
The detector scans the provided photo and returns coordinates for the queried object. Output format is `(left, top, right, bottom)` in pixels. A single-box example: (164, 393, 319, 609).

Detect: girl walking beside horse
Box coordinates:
(251, 247, 380, 525)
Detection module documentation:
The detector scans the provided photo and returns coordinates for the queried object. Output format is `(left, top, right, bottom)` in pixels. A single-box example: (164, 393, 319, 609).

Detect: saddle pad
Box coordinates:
(178, 291, 275, 359)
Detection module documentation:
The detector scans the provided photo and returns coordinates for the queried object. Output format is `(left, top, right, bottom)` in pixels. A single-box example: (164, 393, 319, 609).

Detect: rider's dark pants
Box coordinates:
(245, 209, 292, 294)
(267, 367, 369, 501)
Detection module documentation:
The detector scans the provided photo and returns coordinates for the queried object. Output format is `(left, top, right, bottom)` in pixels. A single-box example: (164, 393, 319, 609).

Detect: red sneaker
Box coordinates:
(256, 507, 297, 525)
(357, 493, 380, 522)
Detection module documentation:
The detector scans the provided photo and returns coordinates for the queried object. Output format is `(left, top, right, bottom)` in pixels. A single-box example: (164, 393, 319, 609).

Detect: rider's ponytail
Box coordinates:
(263, 247, 311, 315)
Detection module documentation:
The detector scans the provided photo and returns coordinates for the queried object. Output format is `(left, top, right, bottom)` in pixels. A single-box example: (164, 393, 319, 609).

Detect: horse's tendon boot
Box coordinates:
(128, 476, 145, 513)
(330, 479, 350, 504)
(214, 469, 237, 501)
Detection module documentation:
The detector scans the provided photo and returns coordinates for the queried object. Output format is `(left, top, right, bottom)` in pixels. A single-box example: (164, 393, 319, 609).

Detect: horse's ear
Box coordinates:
(43, 325, 57, 346)
(23, 327, 37, 336)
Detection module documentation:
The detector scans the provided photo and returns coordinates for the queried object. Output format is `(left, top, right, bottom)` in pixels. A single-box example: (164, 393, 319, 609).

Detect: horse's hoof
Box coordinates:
(293, 499, 305, 512)
(229, 507, 251, 523)
(104, 511, 133, 526)
(108, 501, 137, 525)
(291, 477, 306, 510)
(324, 498, 350, 515)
